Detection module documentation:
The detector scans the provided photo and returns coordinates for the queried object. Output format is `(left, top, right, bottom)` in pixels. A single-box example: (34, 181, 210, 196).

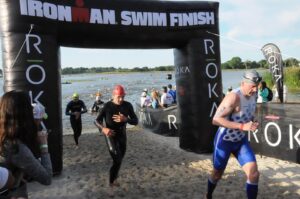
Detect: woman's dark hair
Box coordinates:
(261, 81, 267, 89)
(0, 91, 39, 157)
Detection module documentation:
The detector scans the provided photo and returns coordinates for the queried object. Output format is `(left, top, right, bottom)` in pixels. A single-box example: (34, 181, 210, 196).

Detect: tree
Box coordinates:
(258, 59, 268, 69)
(227, 57, 242, 69)
(221, 62, 231, 69)
(284, 58, 299, 67)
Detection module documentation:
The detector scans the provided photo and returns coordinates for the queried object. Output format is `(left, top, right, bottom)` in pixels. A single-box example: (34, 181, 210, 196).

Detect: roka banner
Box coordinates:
(261, 43, 284, 103)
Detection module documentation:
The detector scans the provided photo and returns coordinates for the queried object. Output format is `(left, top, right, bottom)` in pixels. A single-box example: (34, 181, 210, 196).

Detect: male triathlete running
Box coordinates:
(65, 92, 87, 147)
(206, 70, 261, 199)
(94, 85, 138, 196)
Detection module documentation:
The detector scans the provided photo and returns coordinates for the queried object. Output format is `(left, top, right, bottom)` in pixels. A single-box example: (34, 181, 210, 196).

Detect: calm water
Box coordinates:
(0, 70, 299, 134)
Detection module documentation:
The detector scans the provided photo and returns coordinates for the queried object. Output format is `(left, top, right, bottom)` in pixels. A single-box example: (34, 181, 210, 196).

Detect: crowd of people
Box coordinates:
(140, 84, 177, 109)
(0, 70, 287, 199)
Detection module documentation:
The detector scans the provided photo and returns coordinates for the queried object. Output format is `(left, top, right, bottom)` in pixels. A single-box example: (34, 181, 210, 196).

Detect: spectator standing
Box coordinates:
(161, 86, 173, 108)
(0, 91, 52, 198)
(151, 90, 160, 109)
(140, 91, 152, 107)
(257, 81, 269, 103)
(167, 84, 176, 103)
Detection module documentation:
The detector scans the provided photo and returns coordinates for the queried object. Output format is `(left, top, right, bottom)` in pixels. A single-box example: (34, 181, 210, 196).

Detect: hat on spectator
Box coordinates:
(32, 103, 48, 119)
(141, 91, 147, 97)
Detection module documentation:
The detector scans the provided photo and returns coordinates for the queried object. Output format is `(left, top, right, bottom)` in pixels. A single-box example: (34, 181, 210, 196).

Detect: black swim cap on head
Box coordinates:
(243, 70, 262, 84)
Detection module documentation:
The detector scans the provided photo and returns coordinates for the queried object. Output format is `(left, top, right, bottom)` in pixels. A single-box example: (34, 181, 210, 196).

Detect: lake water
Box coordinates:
(0, 70, 299, 133)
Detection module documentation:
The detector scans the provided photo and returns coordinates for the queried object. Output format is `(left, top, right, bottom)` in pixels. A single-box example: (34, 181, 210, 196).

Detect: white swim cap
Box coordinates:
(141, 91, 147, 97)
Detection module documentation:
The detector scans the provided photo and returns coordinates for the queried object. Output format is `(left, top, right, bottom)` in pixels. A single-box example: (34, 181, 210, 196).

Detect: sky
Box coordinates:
(1, 0, 300, 68)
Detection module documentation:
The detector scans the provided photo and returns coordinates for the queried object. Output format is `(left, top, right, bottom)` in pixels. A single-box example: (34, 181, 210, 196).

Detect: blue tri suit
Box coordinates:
(213, 88, 257, 170)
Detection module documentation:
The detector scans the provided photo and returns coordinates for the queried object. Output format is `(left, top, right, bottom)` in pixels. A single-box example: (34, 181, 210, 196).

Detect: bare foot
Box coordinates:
(108, 185, 114, 198)
(111, 181, 120, 187)
(204, 193, 212, 199)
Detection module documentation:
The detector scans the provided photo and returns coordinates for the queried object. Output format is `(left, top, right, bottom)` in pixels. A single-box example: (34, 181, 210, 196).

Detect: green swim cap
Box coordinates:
(72, 92, 79, 99)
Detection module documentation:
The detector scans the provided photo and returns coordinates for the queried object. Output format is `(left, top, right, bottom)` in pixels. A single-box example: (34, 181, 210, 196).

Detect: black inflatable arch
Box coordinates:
(0, 0, 222, 173)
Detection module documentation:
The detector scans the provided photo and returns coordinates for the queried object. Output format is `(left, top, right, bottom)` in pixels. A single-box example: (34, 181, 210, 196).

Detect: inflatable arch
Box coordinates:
(0, 0, 222, 173)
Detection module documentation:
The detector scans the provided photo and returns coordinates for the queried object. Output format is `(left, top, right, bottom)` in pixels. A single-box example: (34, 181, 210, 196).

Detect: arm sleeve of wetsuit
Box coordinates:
(65, 102, 72, 116)
(127, 103, 138, 125)
(95, 104, 106, 129)
(80, 101, 87, 114)
(91, 102, 96, 112)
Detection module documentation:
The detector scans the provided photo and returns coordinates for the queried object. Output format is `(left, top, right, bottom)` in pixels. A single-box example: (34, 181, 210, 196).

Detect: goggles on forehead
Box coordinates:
(243, 75, 262, 84)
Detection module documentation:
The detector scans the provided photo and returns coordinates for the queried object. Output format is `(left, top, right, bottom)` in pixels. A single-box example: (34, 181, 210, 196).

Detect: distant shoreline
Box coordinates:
(63, 70, 173, 75)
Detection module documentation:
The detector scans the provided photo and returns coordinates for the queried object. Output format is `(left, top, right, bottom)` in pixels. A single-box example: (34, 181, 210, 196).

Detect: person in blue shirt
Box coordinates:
(167, 84, 176, 103)
(206, 70, 261, 199)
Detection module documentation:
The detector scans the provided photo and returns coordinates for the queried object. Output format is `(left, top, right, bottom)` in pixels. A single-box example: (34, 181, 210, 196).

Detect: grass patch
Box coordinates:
(262, 67, 300, 92)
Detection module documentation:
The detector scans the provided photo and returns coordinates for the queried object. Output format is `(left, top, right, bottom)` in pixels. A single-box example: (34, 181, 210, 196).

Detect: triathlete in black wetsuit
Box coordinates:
(91, 97, 104, 113)
(65, 93, 87, 147)
(94, 85, 138, 193)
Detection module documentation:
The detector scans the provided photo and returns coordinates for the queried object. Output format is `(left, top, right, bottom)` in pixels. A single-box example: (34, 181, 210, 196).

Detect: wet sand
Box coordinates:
(28, 126, 300, 199)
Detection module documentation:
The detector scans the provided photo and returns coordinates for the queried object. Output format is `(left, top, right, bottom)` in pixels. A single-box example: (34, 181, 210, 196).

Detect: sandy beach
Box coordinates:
(27, 126, 300, 199)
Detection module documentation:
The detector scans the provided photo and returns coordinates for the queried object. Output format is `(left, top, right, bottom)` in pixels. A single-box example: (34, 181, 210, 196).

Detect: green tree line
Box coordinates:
(0, 57, 298, 75)
(61, 65, 174, 74)
(60, 57, 299, 74)
(221, 57, 299, 69)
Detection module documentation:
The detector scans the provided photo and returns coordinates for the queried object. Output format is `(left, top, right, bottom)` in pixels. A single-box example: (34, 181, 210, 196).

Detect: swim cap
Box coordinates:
(72, 92, 79, 99)
(32, 103, 48, 119)
(143, 88, 148, 92)
(243, 70, 262, 84)
(113, 85, 126, 96)
(96, 91, 102, 97)
(141, 91, 147, 97)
